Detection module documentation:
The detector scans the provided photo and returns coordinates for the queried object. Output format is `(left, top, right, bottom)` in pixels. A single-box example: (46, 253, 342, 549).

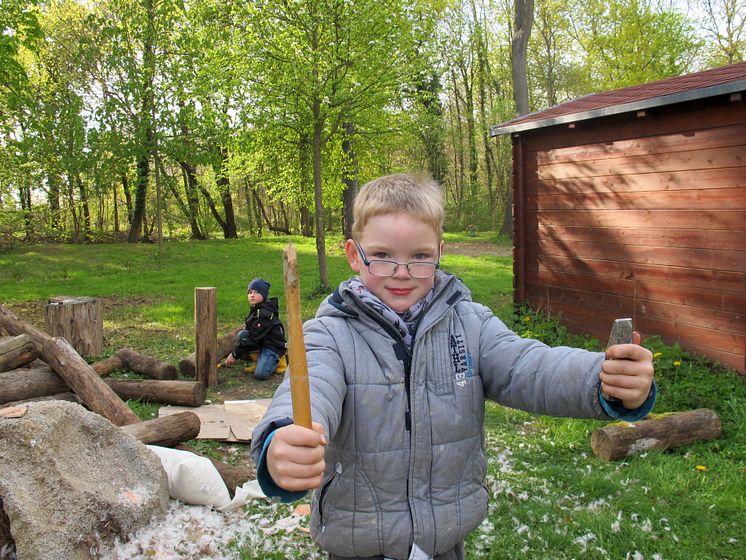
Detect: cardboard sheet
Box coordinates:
(158, 399, 271, 442)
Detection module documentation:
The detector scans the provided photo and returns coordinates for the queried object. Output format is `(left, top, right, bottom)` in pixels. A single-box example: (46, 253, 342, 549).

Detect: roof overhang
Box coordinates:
(490, 80, 746, 137)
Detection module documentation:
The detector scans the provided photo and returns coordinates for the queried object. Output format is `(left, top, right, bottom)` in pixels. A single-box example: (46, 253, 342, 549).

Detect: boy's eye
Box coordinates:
(413, 253, 431, 261)
(372, 252, 390, 260)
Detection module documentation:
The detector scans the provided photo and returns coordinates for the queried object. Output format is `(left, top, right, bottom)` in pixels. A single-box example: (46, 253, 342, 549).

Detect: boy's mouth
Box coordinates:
(388, 288, 413, 296)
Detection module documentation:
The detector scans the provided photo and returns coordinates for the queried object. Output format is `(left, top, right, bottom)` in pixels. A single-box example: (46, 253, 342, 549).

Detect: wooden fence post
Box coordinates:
(194, 287, 217, 387)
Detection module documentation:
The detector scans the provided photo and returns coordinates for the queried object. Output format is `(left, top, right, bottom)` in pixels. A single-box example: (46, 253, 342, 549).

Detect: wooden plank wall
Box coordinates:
(517, 97, 746, 373)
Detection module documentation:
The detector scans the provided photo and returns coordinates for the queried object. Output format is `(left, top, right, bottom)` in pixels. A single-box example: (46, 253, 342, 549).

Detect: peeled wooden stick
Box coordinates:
(283, 244, 312, 429)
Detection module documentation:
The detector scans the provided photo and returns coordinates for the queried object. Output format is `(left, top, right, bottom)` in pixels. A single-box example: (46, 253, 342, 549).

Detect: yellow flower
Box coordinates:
(673, 361, 681, 367)
(695, 465, 707, 472)
(524, 316, 532, 323)
(653, 352, 663, 359)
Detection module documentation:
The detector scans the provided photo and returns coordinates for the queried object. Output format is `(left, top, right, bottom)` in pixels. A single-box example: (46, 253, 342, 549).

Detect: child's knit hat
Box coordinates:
(248, 278, 270, 300)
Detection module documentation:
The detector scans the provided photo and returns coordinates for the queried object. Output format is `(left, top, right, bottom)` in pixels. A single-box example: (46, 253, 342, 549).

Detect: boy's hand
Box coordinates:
(225, 353, 235, 367)
(267, 422, 327, 492)
(600, 331, 654, 410)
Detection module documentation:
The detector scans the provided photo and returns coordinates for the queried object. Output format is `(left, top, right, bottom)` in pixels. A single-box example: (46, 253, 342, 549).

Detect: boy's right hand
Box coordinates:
(225, 353, 236, 367)
(267, 422, 327, 492)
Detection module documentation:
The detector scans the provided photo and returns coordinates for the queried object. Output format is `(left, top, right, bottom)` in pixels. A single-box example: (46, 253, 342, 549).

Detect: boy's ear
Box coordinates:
(345, 239, 362, 273)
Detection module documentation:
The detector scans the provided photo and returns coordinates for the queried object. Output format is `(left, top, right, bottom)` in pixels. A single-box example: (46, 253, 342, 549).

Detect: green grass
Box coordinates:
(1, 234, 743, 559)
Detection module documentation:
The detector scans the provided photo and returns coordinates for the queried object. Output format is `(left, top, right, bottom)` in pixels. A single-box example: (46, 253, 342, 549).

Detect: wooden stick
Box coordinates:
(283, 243, 312, 429)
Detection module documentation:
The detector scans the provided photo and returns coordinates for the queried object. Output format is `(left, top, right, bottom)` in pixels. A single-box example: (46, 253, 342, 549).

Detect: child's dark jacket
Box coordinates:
(234, 297, 286, 357)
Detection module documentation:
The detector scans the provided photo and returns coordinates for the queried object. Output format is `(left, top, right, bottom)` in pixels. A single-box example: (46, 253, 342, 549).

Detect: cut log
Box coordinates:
(179, 327, 240, 377)
(44, 296, 103, 357)
(121, 411, 201, 447)
(0, 305, 140, 426)
(591, 408, 722, 461)
(176, 444, 256, 495)
(104, 379, 206, 407)
(0, 366, 68, 404)
(0, 334, 38, 372)
(91, 354, 124, 377)
(115, 348, 178, 380)
(195, 287, 218, 387)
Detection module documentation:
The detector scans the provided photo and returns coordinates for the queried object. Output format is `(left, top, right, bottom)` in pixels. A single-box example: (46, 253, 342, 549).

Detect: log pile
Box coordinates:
(0, 303, 255, 492)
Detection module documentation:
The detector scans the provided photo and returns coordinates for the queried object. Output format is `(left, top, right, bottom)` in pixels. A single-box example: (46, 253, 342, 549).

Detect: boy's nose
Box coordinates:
(392, 263, 410, 279)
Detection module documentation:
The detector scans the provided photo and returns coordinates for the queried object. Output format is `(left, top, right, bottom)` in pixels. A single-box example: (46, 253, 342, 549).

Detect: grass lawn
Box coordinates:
(1, 234, 743, 559)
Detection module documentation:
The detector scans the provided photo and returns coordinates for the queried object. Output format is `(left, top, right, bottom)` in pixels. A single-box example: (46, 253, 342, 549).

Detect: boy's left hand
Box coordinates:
(600, 331, 654, 410)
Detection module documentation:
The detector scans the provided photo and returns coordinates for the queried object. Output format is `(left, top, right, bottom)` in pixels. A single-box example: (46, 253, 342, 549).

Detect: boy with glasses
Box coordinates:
(251, 173, 655, 560)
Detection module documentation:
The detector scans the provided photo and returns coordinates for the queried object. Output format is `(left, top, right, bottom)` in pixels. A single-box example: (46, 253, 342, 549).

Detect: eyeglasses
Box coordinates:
(355, 240, 440, 279)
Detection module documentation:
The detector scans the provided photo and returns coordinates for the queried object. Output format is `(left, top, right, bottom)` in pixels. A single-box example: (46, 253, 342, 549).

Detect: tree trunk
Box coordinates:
(121, 411, 201, 447)
(312, 100, 329, 291)
(195, 288, 218, 388)
(179, 327, 240, 377)
(217, 146, 238, 238)
(0, 334, 38, 372)
(44, 296, 103, 357)
(502, 0, 534, 238)
(0, 305, 140, 426)
(115, 348, 178, 380)
(341, 122, 358, 241)
(105, 379, 206, 407)
(178, 160, 207, 240)
(591, 409, 722, 461)
(0, 366, 68, 405)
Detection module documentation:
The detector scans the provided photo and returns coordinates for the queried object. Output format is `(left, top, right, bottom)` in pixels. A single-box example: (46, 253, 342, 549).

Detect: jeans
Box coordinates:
(253, 347, 280, 380)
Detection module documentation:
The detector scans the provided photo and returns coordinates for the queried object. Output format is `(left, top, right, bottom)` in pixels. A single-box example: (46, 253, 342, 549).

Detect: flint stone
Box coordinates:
(0, 401, 168, 560)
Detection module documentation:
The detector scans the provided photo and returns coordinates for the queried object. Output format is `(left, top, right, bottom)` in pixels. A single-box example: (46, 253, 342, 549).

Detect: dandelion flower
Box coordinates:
(673, 361, 681, 367)
(695, 465, 707, 472)
(653, 352, 662, 359)
(524, 316, 532, 323)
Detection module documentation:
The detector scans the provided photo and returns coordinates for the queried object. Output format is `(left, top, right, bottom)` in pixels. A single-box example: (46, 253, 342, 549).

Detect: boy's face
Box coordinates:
(247, 289, 264, 306)
(345, 213, 442, 313)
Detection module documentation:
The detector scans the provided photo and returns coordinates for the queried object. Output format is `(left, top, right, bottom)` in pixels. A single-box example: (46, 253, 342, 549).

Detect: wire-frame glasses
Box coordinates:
(355, 240, 440, 279)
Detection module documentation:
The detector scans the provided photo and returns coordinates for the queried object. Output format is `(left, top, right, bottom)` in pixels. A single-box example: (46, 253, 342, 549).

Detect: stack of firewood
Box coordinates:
(0, 304, 253, 491)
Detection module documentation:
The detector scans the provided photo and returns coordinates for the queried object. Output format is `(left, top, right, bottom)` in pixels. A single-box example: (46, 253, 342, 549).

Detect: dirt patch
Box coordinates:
(446, 242, 512, 257)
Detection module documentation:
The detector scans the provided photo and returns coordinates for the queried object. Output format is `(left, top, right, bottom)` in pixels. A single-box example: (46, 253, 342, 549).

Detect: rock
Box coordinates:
(0, 401, 168, 560)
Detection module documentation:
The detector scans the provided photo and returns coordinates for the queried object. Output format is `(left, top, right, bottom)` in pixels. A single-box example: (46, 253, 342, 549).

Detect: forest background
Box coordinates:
(1, 0, 744, 290)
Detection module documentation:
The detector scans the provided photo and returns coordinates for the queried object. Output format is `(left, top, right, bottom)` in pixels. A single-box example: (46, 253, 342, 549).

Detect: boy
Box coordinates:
(225, 278, 287, 380)
(251, 174, 655, 559)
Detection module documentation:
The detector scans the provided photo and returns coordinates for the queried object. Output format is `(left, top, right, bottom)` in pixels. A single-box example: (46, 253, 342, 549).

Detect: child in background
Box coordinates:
(251, 173, 655, 559)
(225, 278, 287, 380)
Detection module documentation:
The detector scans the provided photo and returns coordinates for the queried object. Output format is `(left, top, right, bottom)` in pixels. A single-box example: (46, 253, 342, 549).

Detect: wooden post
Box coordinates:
(194, 287, 218, 387)
(591, 409, 722, 461)
(44, 296, 103, 357)
(0, 334, 38, 372)
(0, 304, 140, 426)
(178, 327, 240, 377)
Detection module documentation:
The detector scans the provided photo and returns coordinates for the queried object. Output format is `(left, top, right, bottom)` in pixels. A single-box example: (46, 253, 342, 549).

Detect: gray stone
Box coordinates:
(0, 401, 168, 560)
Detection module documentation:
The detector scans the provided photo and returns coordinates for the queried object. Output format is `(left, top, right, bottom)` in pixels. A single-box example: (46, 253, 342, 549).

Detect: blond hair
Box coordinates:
(352, 173, 444, 240)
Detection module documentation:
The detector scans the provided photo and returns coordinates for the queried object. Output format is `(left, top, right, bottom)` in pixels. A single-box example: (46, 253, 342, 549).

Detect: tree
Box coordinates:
(698, 0, 745, 65)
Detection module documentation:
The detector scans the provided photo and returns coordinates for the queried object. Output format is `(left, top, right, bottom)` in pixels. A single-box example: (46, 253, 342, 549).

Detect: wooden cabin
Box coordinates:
(491, 63, 746, 374)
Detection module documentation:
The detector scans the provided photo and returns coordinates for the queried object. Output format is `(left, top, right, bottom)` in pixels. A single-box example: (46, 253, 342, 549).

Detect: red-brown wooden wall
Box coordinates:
(512, 94, 745, 373)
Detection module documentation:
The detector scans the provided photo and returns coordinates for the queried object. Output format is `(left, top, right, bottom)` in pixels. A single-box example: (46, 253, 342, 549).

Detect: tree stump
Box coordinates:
(591, 409, 722, 461)
(45, 296, 103, 357)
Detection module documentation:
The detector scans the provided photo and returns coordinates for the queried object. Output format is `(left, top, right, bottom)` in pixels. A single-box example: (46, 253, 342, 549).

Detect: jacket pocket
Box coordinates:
(428, 331, 453, 395)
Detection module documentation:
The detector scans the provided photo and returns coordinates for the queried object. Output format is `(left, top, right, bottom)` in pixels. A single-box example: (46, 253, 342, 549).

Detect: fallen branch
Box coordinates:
(0, 366, 68, 404)
(179, 327, 240, 377)
(116, 348, 178, 380)
(0, 334, 38, 372)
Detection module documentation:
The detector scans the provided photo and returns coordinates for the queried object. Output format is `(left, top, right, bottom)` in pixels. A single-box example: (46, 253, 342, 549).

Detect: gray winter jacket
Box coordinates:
(251, 272, 653, 559)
